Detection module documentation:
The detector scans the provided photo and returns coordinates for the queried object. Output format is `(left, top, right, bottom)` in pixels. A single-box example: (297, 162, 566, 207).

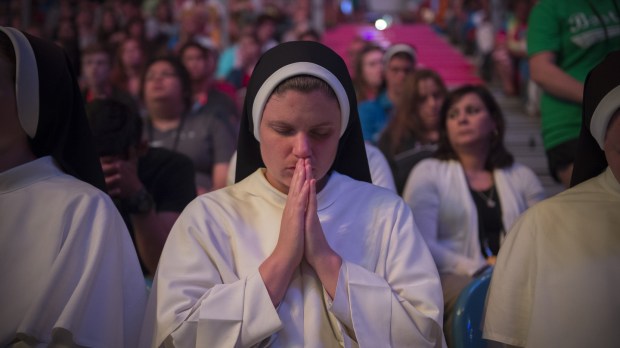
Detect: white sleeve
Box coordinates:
(403, 163, 482, 276)
(365, 143, 397, 192)
(17, 193, 147, 348)
(146, 211, 283, 348)
(328, 201, 446, 348)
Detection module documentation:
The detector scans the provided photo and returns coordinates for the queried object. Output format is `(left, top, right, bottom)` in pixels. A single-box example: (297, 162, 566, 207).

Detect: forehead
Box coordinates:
(84, 51, 110, 61)
(149, 60, 175, 71)
(452, 92, 484, 107)
(387, 55, 413, 68)
(182, 46, 204, 58)
(418, 78, 441, 94)
(262, 89, 340, 124)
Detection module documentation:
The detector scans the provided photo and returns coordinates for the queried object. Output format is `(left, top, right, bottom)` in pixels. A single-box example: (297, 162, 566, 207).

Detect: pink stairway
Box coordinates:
(322, 23, 482, 88)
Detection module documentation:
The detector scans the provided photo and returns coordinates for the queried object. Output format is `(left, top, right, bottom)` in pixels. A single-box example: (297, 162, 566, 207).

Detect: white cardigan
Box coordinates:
(402, 159, 545, 276)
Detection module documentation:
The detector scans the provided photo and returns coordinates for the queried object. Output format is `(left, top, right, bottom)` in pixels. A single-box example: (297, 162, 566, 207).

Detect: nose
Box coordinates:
(292, 133, 311, 158)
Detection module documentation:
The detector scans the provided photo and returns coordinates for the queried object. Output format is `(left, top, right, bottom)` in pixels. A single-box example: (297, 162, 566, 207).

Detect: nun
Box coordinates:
(141, 41, 445, 347)
(483, 51, 620, 347)
(0, 27, 147, 346)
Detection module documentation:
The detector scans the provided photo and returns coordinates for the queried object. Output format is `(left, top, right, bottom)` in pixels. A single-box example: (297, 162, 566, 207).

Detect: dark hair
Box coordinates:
(140, 56, 192, 113)
(273, 75, 337, 101)
(298, 28, 322, 41)
(178, 41, 211, 62)
(86, 99, 142, 157)
(81, 42, 112, 60)
(382, 69, 447, 155)
(435, 84, 514, 169)
(0, 31, 16, 84)
(352, 43, 385, 103)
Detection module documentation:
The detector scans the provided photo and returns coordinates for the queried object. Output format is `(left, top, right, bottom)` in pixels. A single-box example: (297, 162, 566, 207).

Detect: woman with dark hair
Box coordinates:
(378, 69, 447, 194)
(142, 56, 236, 194)
(0, 27, 146, 346)
(402, 84, 545, 342)
(140, 41, 445, 347)
(111, 37, 147, 102)
(351, 42, 385, 104)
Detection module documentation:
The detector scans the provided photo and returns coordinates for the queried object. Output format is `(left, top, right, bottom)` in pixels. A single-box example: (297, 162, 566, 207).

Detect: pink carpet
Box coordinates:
(322, 23, 482, 87)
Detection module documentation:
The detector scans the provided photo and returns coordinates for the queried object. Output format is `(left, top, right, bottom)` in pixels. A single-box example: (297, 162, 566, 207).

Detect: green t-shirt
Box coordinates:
(528, 0, 620, 150)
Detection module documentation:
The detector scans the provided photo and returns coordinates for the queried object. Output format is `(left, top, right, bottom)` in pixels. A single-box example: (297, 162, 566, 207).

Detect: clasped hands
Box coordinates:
(276, 158, 340, 270)
(262, 158, 342, 304)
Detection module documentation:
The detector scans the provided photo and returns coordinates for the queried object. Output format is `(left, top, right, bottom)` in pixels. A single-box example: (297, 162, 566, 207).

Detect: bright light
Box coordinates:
(375, 19, 388, 31)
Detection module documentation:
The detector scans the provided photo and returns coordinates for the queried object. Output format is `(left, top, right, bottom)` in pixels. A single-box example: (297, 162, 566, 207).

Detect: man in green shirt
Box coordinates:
(528, 0, 620, 187)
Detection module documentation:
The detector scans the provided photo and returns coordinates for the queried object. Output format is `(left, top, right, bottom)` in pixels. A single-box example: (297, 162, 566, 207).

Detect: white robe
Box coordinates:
(142, 169, 445, 347)
(402, 159, 545, 276)
(0, 156, 147, 347)
(483, 167, 620, 348)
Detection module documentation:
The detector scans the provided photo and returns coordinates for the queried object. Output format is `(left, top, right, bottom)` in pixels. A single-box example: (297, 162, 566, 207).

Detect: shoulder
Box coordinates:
(412, 158, 455, 176)
(500, 162, 537, 178)
(143, 147, 193, 166)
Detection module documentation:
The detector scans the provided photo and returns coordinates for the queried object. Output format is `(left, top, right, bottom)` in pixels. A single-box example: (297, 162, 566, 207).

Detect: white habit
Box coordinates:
(483, 167, 620, 347)
(143, 169, 445, 347)
(0, 157, 147, 347)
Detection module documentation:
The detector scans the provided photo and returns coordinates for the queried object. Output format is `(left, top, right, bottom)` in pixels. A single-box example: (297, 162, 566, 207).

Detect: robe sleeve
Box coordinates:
(403, 163, 483, 276)
(16, 192, 147, 348)
(146, 210, 283, 348)
(328, 200, 446, 348)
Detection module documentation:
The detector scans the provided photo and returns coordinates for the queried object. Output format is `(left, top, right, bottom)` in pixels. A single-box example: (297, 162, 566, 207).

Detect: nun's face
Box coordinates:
(260, 89, 341, 194)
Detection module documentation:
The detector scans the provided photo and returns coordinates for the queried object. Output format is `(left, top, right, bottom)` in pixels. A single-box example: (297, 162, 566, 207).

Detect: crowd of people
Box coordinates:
(1, 0, 619, 347)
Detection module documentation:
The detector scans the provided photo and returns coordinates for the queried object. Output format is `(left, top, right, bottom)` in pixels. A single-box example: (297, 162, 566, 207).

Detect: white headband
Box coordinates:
(251, 62, 350, 141)
(590, 85, 620, 149)
(0, 27, 39, 138)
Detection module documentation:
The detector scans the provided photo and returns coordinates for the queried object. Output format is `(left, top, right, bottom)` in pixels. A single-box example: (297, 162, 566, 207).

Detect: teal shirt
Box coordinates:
(528, 0, 620, 150)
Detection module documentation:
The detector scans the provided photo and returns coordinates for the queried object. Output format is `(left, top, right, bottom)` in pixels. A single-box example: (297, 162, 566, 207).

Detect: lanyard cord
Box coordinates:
(147, 113, 187, 152)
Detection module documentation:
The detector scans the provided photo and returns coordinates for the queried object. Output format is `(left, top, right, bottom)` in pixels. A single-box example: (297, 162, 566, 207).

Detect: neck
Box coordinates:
(148, 102, 184, 131)
(0, 143, 37, 174)
(457, 147, 494, 190)
(387, 88, 400, 105)
(88, 83, 111, 98)
(191, 78, 209, 97)
(423, 130, 439, 143)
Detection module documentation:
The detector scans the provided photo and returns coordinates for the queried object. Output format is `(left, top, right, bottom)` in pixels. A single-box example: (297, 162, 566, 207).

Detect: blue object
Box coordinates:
(451, 266, 493, 348)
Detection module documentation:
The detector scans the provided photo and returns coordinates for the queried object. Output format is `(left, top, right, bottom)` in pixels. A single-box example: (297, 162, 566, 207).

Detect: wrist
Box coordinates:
(126, 187, 154, 215)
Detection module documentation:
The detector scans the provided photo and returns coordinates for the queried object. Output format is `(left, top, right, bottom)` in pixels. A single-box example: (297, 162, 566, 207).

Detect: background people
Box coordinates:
(378, 69, 447, 194)
(528, 0, 620, 187)
(402, 84, 545, 344)
(141, 56, 236, 194)
(358, 43, 417, 143)
(86, 99, 196, 277)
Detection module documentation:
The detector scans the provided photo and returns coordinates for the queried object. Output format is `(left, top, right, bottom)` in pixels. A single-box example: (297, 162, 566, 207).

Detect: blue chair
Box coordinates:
(450, 266, 494, 348)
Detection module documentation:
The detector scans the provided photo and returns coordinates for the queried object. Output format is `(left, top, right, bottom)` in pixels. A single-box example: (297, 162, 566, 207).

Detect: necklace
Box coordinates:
(475, 186, 496, 208)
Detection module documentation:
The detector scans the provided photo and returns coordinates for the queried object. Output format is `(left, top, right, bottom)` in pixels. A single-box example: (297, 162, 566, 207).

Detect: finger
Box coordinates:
(305, 158, 313, 181)
(307, 178, 317, 215)
(291, 158, 305, 196)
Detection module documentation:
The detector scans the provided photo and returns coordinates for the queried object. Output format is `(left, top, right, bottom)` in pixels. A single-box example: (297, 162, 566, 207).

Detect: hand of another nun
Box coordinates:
(303, 158, 342, 299)
(100, 156, 143, 199)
